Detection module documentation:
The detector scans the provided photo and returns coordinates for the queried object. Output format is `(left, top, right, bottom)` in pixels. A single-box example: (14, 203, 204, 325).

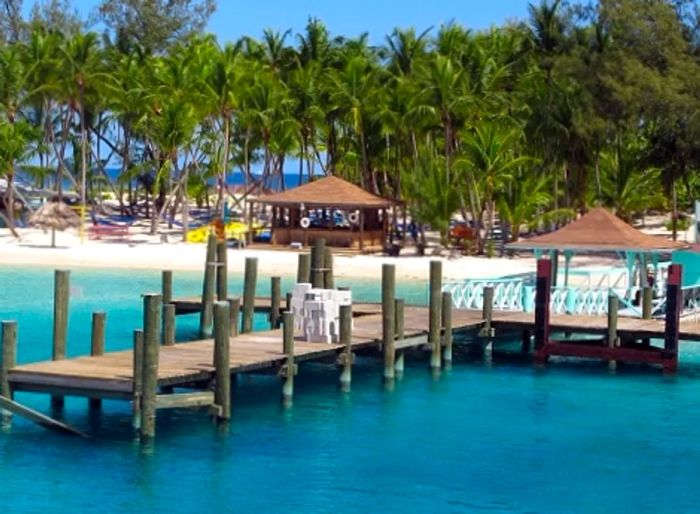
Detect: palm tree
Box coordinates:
(58, 31, 109, 238)
(457, 119, 532, 253)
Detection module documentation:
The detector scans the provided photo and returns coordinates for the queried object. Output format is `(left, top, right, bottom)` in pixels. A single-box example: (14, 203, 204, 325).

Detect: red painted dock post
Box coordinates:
(534, 259, 552, 364)
(663, 264, 683, 373)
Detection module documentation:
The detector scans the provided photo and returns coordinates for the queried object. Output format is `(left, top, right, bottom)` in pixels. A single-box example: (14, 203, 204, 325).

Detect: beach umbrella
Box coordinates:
(29, 201, 81, 247)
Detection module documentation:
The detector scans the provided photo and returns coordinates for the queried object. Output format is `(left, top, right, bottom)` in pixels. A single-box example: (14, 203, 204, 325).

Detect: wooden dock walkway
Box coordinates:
(4, 242, 700, 439)
(9, 307, 700, 403)
(6, 307, 483, 400)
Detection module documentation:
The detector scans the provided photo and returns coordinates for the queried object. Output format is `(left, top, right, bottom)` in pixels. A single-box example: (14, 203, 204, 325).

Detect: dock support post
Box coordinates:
(382, 264, 396, 382)
(89, 312, 106, 409)
(663, 264, 683, 373)
(534, 259, 552, 364)
(216, 241, 228, 301)
(642, 286, 653, 346)
(607, 295, 619, 370)
(162, 304, 176, 346)
(161, 270, 173, 305)
(339, 304, 353, 392)
(132, 329, 143, 432)
(229, 298, 240, 337)
(242, 257, 258, 334)
(297, 253, 310, 284)
(311, 238, 326, 289)
(521, 329, 531, 354)
(394, 299, 405, 378)
(213, 301, 231, 422)
(52, 269, 70, 409)
(324, 247, 334, 289)
(1, 321, 17, 424)
(429, 260, 443, 371)
(141, 294, 161, 441)
(199, 235, 217, 337)
(270, 277, 281, 329)
(442, 292, 453, 367)
(281, 312, 296, 407)
(482, 286, 494, 335)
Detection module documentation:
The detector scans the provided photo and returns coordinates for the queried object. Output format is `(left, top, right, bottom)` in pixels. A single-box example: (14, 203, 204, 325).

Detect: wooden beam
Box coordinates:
(155, 391, 214, 410)
(0, 395, 88, 438)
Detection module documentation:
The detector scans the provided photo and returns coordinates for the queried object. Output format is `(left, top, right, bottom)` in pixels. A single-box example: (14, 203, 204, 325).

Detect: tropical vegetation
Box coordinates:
(0, 0, 699, 251)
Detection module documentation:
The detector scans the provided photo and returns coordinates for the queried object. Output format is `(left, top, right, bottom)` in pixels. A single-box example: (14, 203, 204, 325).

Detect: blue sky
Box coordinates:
(58, 0, 532, 43)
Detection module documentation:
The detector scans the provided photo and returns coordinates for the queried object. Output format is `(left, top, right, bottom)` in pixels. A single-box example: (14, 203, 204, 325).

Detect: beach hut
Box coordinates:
(251, 176, 401, 251)
(506, 207, 687, 287)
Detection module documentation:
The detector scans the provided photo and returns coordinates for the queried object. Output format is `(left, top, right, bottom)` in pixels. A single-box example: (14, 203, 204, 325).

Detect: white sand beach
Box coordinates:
(0, 226, 628, 282)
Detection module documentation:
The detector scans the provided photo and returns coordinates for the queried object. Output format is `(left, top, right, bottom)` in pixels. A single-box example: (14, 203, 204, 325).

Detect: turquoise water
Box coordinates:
(2, 267, 700, 513)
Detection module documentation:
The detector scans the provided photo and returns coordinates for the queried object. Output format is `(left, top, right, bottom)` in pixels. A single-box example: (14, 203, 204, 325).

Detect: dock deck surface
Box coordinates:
(8, 306, 700, 400)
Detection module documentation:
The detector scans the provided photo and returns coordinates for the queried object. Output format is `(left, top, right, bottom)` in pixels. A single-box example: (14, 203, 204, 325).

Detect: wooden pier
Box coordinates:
(6, 306, 483, 400)
(2, 237, 700, 439)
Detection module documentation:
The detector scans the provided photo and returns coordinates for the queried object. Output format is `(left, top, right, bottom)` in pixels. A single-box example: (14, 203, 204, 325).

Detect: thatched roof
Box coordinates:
(29, 201, 81, 231)
(506, 208, 687, 252)
(256, 176, 395, 209)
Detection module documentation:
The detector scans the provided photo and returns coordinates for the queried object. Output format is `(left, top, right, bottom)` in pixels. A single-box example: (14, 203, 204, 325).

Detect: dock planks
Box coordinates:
(7, 305, 700, 401)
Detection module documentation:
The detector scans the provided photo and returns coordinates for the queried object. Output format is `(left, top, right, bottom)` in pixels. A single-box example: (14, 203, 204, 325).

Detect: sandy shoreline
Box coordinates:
(0, 227, 558, 281)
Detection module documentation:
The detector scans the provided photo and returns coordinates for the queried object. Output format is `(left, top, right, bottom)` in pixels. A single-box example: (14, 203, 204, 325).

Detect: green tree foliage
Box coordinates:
(0, 0, 699, 246)
(96, 0, 216, 53)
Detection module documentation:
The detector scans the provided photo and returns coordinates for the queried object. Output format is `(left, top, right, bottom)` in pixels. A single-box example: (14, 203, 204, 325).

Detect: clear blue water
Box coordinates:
(2, 266, 700, 513)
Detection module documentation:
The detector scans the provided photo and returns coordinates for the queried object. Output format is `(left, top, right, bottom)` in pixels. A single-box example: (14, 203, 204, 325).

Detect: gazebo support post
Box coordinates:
(663, 264, 682, 373)
(533, 259, 552, 365)
(550, 250, 559, 287)
(563, 250, 573, 287)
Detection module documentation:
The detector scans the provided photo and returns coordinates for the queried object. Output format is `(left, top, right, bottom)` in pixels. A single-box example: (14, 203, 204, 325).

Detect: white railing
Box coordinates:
(443, 278, 524, 311)
(444, 278, 652, 317)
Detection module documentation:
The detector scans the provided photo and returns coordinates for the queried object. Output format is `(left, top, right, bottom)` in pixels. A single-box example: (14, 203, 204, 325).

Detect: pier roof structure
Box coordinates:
(256, 175, 395, 209)
(507, 208, 687, 253)
(251, 176, 401, 251)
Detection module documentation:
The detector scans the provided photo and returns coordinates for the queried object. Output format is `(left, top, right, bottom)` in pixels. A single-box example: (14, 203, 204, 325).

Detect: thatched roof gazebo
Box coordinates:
(251, 176, 401, 251)
(29, 201, 81, 247)
(506, 207, 687, 287)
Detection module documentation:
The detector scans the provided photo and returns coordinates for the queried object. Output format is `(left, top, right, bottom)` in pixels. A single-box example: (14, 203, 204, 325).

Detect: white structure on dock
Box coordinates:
(290, 283, 352, 343)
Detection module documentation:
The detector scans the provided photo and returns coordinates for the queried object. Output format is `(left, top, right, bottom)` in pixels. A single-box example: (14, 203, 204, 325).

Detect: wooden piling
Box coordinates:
(281, 311, 296, 407)
(242, 257, 258, 334)
(52, 269, 70, 409)
(311, 238, 326, 288)
(607, 294, 619, 370)
(161, 270, 173, 305)
(429, 260, 442, 370)
(324, 247, 334, 289)
(162, 304, 176, 346)
(199, 235, 217, 337)
(286, 292, 293, 311)
(216, 241, 228, 301)
(1, 321, 17, 423)
(229, 297, 241, 337)
(270, 276, 281, 329)
(482, 286, 495, 337)
(89, 312, 106, 409)
(382, 264, 396, 381)
(394, 299, 405, 377)
(521, 329, 531, 353)
(140, 294, 161, 440)
(642, 287, 653, 320)
(213, 301, 231, 421)
(132, 329, 143, 432)
(642, 285, 653, 346)
(442, 292, 453, 366)
(297, 253, 311, 284)
(199, 262, 216, 338)
(339, 304, 353, 392)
